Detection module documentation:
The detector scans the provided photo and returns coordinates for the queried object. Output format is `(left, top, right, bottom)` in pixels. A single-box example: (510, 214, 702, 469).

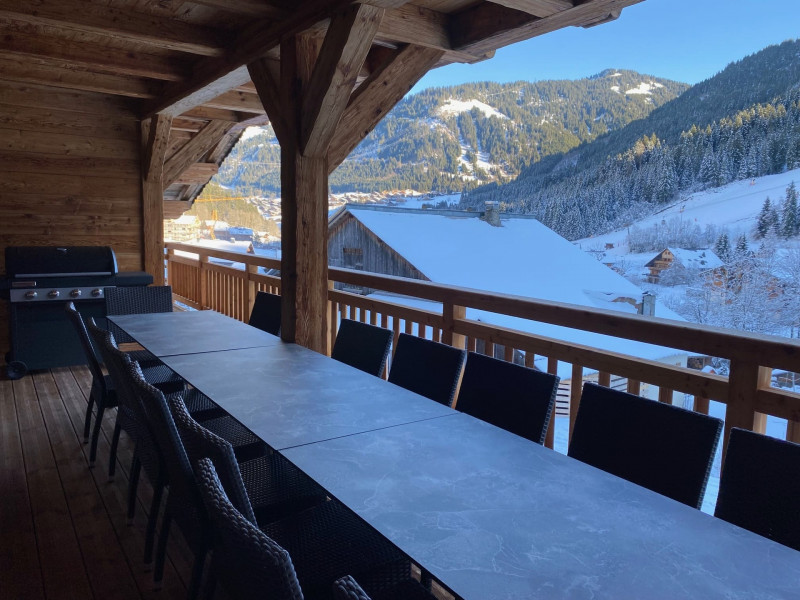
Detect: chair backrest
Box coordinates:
(195, 457, 304, 600)
(64, 301, 107, 393)
(455, 352, 559, 444)
(387, 333, 466, 407)
(715, 428, 800, 551)
(331, 319, 393, 377)
(568, 382, 722, 508)
(168, 395, 257, 524)
(249, 291, 282, 336)
(105, 285, 173, 343)
(126, 360, 202, 537)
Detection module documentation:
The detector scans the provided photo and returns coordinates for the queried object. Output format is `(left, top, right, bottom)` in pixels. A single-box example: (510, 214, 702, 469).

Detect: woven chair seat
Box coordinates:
(262, 499, 411, 599)
(239, 454, 328, 524)
(333, 575, 435, 600)
(125, 348, 159, 366)
(198, 415, 266, 462)
(139, 363, 185, 394)
(167, 388, 225, 421)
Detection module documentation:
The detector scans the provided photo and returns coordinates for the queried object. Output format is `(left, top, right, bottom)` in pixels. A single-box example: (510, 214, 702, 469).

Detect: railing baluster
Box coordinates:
(544, 356, 558, 450)
(598, 371, 611, 387)
(658, 386, 673, 404)
(627, 379, 641, 395)
(504, 345, 513, 363)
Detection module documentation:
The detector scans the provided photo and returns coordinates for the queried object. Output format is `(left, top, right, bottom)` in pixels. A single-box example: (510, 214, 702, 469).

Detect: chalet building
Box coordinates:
(164, 214, 201, 243)
(645, 247, 724, 283)
(329, 205, 691, 403)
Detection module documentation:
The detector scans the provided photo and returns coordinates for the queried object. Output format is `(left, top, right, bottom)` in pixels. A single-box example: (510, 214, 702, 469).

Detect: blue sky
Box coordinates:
(412, 0, 800, 92)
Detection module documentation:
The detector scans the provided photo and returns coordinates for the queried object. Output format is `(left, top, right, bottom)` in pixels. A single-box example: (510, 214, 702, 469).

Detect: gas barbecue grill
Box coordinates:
(1, 246, 153, 379)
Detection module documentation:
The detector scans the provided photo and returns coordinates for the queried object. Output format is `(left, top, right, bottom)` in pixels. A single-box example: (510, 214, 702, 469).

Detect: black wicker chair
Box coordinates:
(568, 382, 723, 508)
(715, 428, 800, 551)
(331, 319, 393, 377)
(196, 457, 426, 600)
(67, 302, 182, 468)
(454, 352, 559, 444)
(387, 333, 466, 407)
(105, 284, 174, 347)
(249, 291, 282, 336)
(332, 574, 435, 600)
(168, 394, 327, 527)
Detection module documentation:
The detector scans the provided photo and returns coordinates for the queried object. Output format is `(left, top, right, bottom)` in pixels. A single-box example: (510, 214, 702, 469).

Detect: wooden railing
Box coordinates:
(166, 242, 800, 452)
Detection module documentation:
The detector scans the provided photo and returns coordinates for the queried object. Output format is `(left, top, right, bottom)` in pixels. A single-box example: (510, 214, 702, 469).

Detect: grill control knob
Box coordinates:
(91, 288, 103, 297)
(25, 291, 38, 300)
(48, 290, 60, 299)
(70, 289, 82, 298)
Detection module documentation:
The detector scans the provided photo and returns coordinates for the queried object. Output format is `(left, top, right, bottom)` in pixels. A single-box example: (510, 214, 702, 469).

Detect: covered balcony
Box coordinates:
(1, 1, 798, 598)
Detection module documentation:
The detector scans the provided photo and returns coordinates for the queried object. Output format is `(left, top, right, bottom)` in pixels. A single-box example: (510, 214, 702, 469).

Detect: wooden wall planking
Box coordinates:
(0, 81, 144, 363)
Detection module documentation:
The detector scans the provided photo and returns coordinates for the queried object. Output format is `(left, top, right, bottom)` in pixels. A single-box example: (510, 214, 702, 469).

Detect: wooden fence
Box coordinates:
(165, 242, 800, 451)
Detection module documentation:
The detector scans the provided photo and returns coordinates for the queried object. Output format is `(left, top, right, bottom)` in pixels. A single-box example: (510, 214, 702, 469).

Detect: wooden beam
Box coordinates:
(452, 0, 643, 56)
(162, 120, 231, 188)
(248, 58, 288, 146)
(142, 115, 173, 285)
(487, 0, 573, 17)
(181, 106, 249, 123)
(0, 0, 226, 56)
(188, 0, 290, 18)
(0, 55, 160, 99)
(143, 0, 353, 118)
(143, 114, 172, 182)
(301, 4, 383, 156)
(0, 30, 188, 81)
(328, 44, 443, 171)
(201, 90, 266, 114)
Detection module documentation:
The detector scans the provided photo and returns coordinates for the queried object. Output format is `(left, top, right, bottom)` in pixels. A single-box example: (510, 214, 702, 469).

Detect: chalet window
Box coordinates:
(343, 247, 364, 269)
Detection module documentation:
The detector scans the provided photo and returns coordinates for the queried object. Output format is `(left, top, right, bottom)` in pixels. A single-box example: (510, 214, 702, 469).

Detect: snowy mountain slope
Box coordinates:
(576, 167, 800, 255)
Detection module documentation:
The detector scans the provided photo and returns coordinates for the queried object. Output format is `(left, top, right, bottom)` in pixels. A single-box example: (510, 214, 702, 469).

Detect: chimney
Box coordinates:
(484, 201, 501, 227)
(638, 292, 656, 317)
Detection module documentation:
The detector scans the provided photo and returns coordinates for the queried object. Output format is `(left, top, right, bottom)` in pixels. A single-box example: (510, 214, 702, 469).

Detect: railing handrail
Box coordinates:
(166, 241, 800, 372)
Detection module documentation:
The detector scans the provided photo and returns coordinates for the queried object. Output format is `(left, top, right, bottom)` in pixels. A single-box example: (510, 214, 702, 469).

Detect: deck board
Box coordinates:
(0, 366, 189, 600)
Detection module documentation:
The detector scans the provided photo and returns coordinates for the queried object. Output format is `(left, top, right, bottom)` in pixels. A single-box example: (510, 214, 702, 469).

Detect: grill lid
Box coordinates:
(5, 246, 118, 278)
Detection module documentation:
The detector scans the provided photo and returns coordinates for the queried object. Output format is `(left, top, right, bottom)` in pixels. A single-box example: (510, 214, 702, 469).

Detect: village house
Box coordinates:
(329, 204, 692, 406)
(645, 247, 724, 284)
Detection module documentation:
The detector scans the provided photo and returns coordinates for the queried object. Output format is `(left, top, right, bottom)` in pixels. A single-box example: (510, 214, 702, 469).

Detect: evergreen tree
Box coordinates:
(715, 233, 732, 262)
(735, 233, 749, 257)
(782, 182, 798, 238)
(756, 197, 773, 238)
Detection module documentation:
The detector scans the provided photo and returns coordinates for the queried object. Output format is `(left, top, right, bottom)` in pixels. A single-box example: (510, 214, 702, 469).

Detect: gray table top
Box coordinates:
(108, 311, 281, 357)
(161, 343, 456, 450)
(283, 414, 800, 600)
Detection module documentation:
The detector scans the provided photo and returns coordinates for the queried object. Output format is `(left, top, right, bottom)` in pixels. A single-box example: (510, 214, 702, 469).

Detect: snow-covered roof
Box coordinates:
(344, 207, 687, 367)
(659, 248, 724, 270)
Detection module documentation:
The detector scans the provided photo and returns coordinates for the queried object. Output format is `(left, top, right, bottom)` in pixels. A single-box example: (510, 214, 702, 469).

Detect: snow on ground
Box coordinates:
(576, 168, 800, 256)
(625, 82, 657, 95)
(438, 98, 508, 120)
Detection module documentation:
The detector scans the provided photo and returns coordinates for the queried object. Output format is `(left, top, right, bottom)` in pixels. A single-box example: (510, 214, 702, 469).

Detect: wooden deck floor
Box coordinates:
(1, 365, 192, 600)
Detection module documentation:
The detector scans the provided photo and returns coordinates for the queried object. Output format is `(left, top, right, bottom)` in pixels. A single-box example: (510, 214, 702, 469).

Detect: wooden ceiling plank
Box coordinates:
(248, 57, 288, 146)
(301, 4, 383, 157)
(486, 0, 573, 18)
(327, 44, 443, 171)
(200, 90, 266, 113)
(452, 0, 643, 56)
(188, 0, 290, 18)
(181, 106, 246, 122)
(0, 55, 159, 98)
(163, 119, 231, 188)
(0, 31, 187, 81)
(174, 162, 218, 185)
(0, 0, 226, 56)
(143, 0, 354, 118)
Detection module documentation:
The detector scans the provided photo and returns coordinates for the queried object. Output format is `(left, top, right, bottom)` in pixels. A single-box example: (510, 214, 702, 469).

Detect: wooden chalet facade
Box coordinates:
(0, 0, 645, 361)
(645, 247, 724, 284)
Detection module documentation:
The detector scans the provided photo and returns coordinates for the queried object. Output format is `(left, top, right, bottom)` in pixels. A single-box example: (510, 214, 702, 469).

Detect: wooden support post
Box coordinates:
(141, 114, 172, 285)
(724, 360, 771, 454)
(598, 371, 611, 387)
(569, 363, 583, 442)
(658, 386, 673, 404)
(694, 395, 710, 415)
(442, 303, 466, 349)
(627, 379, 641, 395)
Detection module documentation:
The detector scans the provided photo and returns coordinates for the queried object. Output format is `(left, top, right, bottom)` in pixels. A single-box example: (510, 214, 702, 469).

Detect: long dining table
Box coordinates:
(108, 311, 800, 599)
